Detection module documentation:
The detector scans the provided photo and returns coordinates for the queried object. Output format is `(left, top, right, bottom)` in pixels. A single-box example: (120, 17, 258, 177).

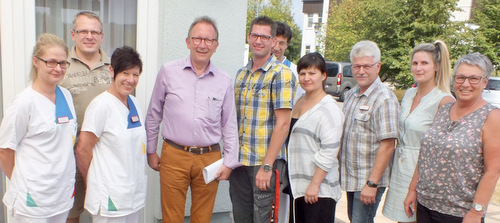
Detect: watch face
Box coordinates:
(263, 164, 271, 171)
(474, 204, 483, 211)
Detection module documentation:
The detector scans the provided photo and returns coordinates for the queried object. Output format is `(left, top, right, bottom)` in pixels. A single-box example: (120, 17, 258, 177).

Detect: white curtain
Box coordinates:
(35, 0, 137, 56)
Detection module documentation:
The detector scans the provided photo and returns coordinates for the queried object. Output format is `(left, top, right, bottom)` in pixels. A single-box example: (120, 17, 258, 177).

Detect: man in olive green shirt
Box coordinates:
(60, 11, 111, 223)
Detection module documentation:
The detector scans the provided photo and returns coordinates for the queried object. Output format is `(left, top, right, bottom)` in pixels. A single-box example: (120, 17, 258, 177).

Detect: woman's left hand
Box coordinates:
(463, 210, 483, 223)
(304, 183, 320, 204)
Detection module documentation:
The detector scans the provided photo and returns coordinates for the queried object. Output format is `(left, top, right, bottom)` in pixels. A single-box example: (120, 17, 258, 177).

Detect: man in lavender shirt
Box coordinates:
(145, 16, 239, 222)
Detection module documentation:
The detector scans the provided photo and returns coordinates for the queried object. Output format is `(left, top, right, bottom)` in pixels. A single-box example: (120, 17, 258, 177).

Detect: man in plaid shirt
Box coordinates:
(229, 16, 297, 223)
(339, 40, 399, 223)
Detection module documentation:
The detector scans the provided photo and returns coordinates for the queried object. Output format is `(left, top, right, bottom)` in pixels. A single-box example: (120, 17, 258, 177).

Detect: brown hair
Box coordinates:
(72, 11, 103, 32)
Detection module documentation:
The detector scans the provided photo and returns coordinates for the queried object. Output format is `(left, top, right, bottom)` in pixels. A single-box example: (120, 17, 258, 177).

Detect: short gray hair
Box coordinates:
(453, 52, 493, 79)
(187, 16, 219, 41)
(350, 40, 381, 63)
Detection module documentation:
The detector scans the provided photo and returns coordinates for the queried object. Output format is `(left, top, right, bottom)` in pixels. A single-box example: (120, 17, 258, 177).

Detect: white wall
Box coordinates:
(152, 0, 248, 219)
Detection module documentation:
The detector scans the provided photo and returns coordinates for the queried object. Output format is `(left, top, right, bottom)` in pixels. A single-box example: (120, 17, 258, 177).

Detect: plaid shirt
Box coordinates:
(235, 55, 296, 166)
(340, 78, 399, 191)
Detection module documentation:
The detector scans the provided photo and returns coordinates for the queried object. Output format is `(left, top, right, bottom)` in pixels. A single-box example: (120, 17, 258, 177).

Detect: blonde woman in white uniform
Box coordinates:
(382, 40, 455, 222)
(0, 33, 77, 223)
(76, 46, 146, 223)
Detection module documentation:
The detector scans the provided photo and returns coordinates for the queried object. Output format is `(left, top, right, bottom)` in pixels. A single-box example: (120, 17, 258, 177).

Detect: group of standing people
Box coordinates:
(0, 11, 147, 223)
(0, 11, 498, 223)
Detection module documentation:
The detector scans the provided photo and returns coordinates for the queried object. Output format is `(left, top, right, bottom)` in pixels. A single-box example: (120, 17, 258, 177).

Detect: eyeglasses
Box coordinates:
(73, 29, 102, 37)
(249, 33, 272, 42)
(190, 37, 216, 46)
(352, 62, 378, 71)
(453, 75, 484, 84)
(36, 57, 70, 69)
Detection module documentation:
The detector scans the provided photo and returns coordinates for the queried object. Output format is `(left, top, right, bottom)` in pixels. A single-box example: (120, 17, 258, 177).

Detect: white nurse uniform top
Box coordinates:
(82, 91, 147, 217)
(0, 86, 77, 218)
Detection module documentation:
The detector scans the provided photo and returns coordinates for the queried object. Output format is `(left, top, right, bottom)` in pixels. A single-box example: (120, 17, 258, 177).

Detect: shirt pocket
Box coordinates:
(353, 113, 371, 132)
(25, 177, 75, 207)
(253, 84, 269, 98)
(206, 96, 224, 123)
(26, 120, 57, 138)
(107, 183, 134, 212)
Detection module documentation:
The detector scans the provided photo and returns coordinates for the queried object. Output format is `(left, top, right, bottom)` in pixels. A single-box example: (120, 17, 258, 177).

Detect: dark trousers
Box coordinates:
(229, 159, 287, 223)
(289, 197, 336, 223)
(417, 202, 484, 223)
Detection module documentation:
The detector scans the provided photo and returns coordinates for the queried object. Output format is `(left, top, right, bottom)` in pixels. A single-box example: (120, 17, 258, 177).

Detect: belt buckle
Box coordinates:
(188, 146, 200, 155)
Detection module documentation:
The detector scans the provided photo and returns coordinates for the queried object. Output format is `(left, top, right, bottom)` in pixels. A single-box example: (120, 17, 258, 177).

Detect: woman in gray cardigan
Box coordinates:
(287, 52, 344, 223)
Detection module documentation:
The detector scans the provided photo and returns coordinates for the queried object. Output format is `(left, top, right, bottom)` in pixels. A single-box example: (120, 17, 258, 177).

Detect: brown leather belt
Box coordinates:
(164, 139, 220, 155)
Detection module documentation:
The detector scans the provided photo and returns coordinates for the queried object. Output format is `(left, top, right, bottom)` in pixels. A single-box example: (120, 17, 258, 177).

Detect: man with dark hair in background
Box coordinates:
(272, 21, 304, 101)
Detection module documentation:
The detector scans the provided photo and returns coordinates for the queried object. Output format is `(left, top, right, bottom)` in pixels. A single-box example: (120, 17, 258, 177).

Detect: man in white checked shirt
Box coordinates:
(339, 40, 399, 223)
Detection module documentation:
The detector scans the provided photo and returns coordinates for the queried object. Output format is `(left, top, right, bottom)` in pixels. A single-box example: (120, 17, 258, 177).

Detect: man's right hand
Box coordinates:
(360, 184, 377, 205)
(147, 153, 161, 171)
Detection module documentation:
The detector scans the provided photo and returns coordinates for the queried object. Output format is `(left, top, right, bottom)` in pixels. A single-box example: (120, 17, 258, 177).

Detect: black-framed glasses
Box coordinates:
(453, 75, 484, 84)
(190, 37, 216, 46)
(249, 33, 272, 42)
(352, 62, 378, 71)
(36, 57, 70, 69)
(73, 29, 103, 37)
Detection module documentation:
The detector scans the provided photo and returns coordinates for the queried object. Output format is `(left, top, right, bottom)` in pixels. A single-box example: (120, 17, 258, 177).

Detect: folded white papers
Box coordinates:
(203, 158, 223, 184)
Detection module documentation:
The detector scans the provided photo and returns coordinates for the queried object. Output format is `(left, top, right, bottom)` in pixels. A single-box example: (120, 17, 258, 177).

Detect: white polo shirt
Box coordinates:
(0, 86, 77, 218)
(82, 91, 147, 217)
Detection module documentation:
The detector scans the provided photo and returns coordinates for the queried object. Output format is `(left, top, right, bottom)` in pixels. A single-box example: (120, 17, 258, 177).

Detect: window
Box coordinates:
(307, 13, 313, 28)
(343, 65, 353, 77)
(327, 63, 339, 77)
(305, 45, 311, 54)
(35, 0, 138, 55)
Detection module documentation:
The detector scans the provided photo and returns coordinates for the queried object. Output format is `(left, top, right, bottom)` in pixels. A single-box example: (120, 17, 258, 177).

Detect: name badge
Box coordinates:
(130, 115, 140, 123)
(359, 105, 370, 111)
(57, 116, 69, 124)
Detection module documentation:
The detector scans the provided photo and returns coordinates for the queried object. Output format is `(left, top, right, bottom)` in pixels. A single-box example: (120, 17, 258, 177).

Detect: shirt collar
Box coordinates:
(182, 57, 215, 77)
(69, 46, 110, 65)
(354, 77, 382, 97)
(244, 55, 278, 72)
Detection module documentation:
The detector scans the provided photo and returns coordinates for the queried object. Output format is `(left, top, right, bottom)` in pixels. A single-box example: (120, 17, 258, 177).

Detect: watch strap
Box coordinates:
(366, 180, 378, 188)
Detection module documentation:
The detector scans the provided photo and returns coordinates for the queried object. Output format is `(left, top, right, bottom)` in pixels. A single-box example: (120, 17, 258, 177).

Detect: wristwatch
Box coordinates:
(366, 180, 378, 188)
(262, 164, 272, 172)
(472, 203, 485, 212)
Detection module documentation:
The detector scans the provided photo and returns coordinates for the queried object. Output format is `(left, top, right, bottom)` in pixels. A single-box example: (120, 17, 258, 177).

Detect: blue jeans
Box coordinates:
(346, 187, 386, 223)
